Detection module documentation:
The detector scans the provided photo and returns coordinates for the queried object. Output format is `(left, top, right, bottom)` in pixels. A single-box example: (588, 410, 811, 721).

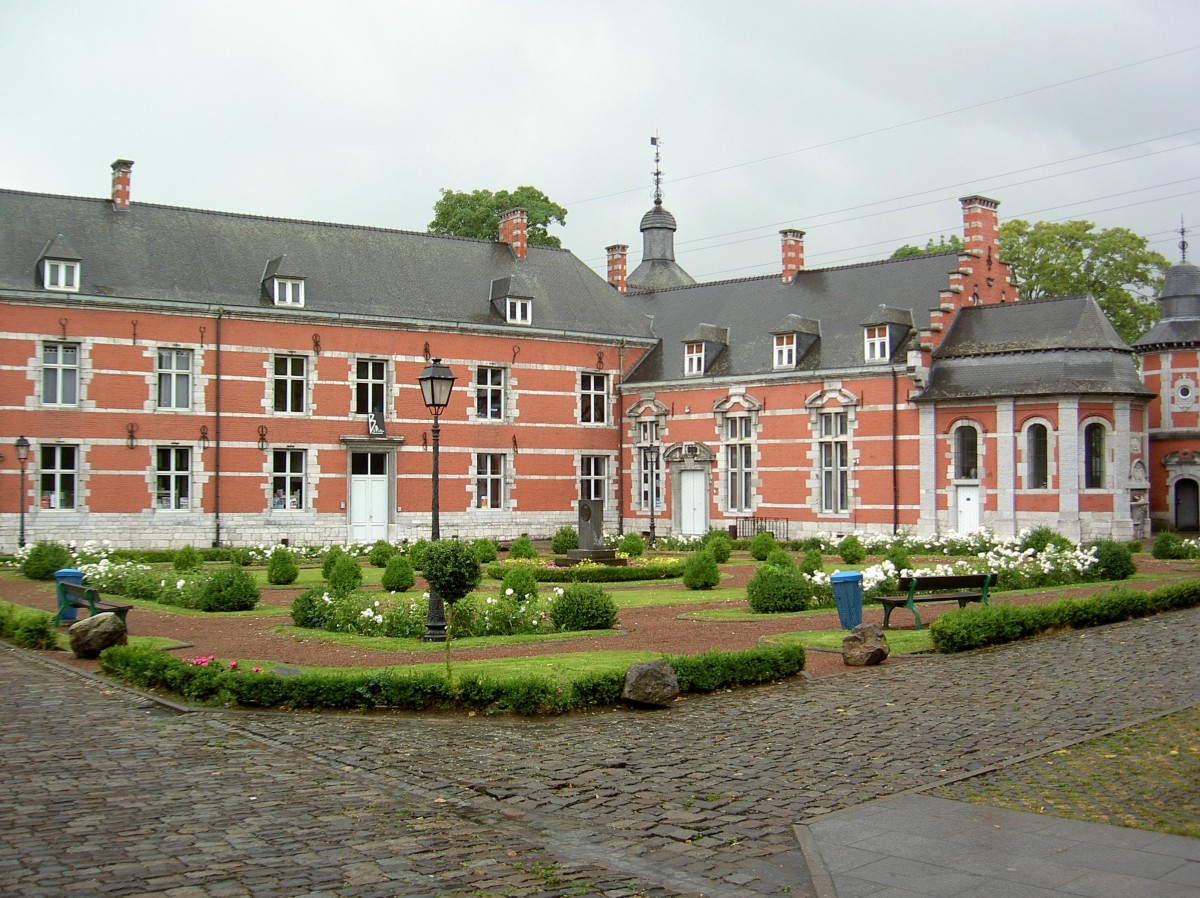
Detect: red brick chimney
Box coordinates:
(958, 195, 1009, 306)
(498, 208, 528, 260)
(606, 244, 628, 293)
(780, 229, 805, 281)
(111, 159, 134, 211)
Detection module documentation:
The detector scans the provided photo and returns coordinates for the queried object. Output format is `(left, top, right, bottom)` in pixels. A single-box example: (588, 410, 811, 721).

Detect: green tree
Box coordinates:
(428, 186, 567, 247)
(890, 234, 963, 259)
(999, 219, 1169, 343)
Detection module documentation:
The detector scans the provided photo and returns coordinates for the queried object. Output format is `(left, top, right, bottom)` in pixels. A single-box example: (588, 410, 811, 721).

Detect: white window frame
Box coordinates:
(43, 259, 80, 292)
(273, 278, 305, 307)
(1025, 422, 1049, 490)
(636, 419, 661, 513)
(355, 358, 387, 417)
(475, 366, 505, 421)
(273, 355, 307, 413)
(39, 444, 77, 511)
(1084, 422, 1106, 489)
(773, 333, 796, 369)
(272, 449, 306, 510)
(724, 415, 753, 512)
(580, 372, 608, 424)
(684, 342, 705, 376)
(819, 411, 849, 514)
(155, 447, 192, 510)
(865, 325, 889, 362)
(506, 297, 531, 324)
(157, 348, 193, 410)
(42, 342, 80, 406)
(954, 424, 980, 480)
(476, 453, 505, 508)
(581, 455, 606, 501)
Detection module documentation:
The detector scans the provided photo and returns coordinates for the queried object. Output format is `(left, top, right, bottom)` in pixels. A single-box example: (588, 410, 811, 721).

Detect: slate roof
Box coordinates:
(622, 252, 960, 384)
(0, 189, 657, 342)
(1133, 259, 1200, 350)
(918, 296, 1150, 400)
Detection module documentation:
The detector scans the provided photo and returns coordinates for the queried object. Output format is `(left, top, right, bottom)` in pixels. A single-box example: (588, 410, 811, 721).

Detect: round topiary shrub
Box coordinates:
(766, 547, 794, 568)
(550, 526, 580, 555)
(798, 547, 825, 576)
(422, 539, 482, 604)
(1091, 540, 1136, 581)
(746, 563, 814, 613)
(1022, 525, 1074, 554)
(20, 541, 73, 580)
(266, 546, 299, 585)
(322, 546, 346, 580)
(550, 582, 618, 631)
(883, 544, 911, 575)
(290, 587, 333, 629)
(749, 531, 776, 561)
(471, 538, 499, 564)
(618, 531, 645, 557)
(508, 535, 539, 561)
(196, 565, 260, 612)
(837, 534, 866, 565)
(1152, 531, 1189, 560)
(682, 549, 721, 590)
(368, 539, 396, 568)
(705, 532, 732, 563)
(500, 564, 541, 602)
(381, 554, 415, 593)
(406, 539, 431, 570)
(326, 554, 364, 596)
(172, 545, 203, 572)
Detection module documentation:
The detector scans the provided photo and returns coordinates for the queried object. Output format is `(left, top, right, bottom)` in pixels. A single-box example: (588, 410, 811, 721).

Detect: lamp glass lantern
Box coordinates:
(417, 359, 456, 641)
(14, 436, 31, 549)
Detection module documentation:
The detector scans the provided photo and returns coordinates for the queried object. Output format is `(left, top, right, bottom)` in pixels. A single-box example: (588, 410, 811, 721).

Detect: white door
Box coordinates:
(956, 485, 980, 533)
(350, 451, 389, 542)
(681, 469, 707, 536)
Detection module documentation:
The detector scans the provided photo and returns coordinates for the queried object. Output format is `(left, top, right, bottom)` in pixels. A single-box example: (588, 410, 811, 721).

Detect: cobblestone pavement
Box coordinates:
(3, 608, 1199, 897)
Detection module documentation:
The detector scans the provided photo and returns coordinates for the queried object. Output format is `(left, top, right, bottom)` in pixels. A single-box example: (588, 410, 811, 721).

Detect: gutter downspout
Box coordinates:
(214, 309, 224, 547)
(616, 340, 626, 536)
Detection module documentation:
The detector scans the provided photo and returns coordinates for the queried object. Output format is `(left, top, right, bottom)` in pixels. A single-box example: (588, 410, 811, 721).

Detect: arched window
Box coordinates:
(955, 426, 979, 480)
(1026, 423, 1048, 489)
(1084, 423, 1106, 489)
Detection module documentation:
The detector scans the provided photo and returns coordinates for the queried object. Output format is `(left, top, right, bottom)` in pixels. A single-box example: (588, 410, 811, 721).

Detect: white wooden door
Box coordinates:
(350, 452, 389, 542)
(681, 469, 707, 536)
(956, 485, 980, 533)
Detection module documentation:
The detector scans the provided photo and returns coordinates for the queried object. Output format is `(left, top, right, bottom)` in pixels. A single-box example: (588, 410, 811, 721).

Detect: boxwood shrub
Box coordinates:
(746, 563, 814, 613)
(485, 561, 681, 583)
(550, 582, 618, 631)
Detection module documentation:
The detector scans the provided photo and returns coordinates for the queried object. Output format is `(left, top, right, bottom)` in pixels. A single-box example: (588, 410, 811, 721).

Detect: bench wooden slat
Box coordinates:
(54, 582, 133, 626)
(878, 573, 993, 630)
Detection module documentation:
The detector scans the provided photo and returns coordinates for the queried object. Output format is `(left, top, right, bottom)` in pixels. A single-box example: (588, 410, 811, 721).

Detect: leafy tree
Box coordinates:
(891, 234, 963, 259)
(428, 186, 567, 247)
(999, 219, 1169, 343)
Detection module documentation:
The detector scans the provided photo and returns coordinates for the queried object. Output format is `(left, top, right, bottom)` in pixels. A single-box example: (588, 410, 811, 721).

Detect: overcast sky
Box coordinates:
(2, 1, 1197, 283)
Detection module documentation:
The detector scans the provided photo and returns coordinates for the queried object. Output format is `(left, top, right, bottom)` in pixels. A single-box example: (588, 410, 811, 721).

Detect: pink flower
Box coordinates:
(228, 661, 238, 670)
(251, 666, 262, 673)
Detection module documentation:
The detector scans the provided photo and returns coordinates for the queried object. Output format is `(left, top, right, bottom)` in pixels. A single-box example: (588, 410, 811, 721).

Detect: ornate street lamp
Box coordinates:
(14, 436, 30, 548)
(418, 359, 456, 642)
(647, 443, 660, 548)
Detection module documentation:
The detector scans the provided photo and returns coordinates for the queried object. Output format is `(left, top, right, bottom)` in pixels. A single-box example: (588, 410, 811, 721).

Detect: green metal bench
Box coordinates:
(879, 573, 993, 630)
(54, 582, 132, 627)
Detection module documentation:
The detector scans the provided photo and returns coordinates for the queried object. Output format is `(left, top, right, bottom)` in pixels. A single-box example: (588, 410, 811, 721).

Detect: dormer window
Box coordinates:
(507, 297, 531, 324)
(865, 325, 889, 362)
(43, 259, 80, 292)
(774, 333, 796, 369)
(684, 342, 705, 375)
(273, 278, 305, 307)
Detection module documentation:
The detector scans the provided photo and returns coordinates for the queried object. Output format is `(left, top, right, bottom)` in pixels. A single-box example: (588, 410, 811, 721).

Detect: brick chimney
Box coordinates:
(958, 195, 1010, 306)
(780, 229, 805, 281)
(498, 208, 528, 260)
(111, 159, 134, 211)
(606, 244, 628, 293)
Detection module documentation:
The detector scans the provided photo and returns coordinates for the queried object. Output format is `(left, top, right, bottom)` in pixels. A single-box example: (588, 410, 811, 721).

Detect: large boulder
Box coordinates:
(68, 612, 128, 659)
(842, 623, 889, 667)
(622, 660, 679, 707)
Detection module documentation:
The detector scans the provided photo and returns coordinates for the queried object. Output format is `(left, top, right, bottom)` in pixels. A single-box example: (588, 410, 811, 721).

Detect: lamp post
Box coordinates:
(14, 436, 30, 549)
(647, 444, 660, 548)
(418, 359, 456, 642)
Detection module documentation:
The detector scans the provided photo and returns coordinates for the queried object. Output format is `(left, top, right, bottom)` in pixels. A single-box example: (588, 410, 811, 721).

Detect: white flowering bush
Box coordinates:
(290, 587, 428, 638)
(451, 586, 560, 637)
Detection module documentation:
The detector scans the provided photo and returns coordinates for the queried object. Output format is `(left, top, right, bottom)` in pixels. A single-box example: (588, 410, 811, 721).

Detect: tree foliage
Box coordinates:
(428, 186, 567, 248)
(890, 234, 963, 259)
(999, 219, 1169, 343)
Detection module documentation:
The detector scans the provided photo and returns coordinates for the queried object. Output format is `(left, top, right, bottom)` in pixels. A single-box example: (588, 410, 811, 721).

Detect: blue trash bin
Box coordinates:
(54, 568, 85, 623)
(830, 570, 864, 630)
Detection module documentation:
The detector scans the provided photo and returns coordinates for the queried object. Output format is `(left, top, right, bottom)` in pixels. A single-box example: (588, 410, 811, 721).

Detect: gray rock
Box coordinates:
(68, 612, 128, 659)
(622, 660, 679, 707)
(842, 623, 889, 666)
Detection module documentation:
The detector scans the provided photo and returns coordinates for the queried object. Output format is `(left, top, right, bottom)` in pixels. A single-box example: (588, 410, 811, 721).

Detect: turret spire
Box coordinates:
(651, 133, 664, 206)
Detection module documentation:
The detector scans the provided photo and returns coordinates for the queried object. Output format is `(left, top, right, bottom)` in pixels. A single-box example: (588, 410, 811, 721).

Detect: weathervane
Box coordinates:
(1181, 216, 1189, 262)
(651, 133, 664, 206)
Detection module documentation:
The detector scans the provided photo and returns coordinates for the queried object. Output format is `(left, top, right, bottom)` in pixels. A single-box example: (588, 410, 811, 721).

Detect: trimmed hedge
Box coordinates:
(95, 641, 808, 715)
(929, 579, 1200, 653)
(485, 561, 681, 583)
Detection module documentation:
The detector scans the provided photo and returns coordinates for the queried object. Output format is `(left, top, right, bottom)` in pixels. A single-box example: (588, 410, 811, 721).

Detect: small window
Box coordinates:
(865, 325, 888, 362)
(774, 333, 796, 369)
(157, 349, 193, 410)
(42, 342, 80, 406)
(1025, 423, 1048, 489)
(955, 426, 979, 480)
(273, 449, 305, 509)
(581, 455, 606, 501)
(506, 298, 531, 324)
(1084, 423, 1106, 489)
(40, 445, 77, 510)
(580, 373, 608, 424)
(476, 366, 505, 420)
(155, 447, 192, 510)
(273, 278, 305, 307)
(355, 359, 387, 417)
(44, 259, 80, 292)
(684, 342, 705, 376)
(477, 453, 505, 508)
(273, 356, 307, 413)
